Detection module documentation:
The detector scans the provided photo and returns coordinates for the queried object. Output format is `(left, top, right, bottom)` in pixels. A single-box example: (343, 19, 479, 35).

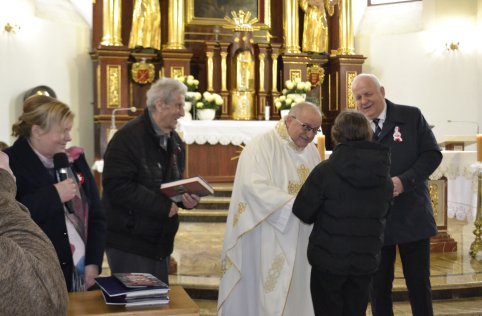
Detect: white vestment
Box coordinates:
(218, 119, 321, 316)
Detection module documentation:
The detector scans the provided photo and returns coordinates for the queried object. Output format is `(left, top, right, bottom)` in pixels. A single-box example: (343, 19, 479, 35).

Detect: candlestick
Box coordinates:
(317, 135, 325, 161)
(477, 134, 482, 162)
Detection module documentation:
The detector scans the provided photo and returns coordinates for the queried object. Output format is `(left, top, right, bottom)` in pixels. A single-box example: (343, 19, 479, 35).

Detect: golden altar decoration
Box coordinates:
(224, 11, 259, 120)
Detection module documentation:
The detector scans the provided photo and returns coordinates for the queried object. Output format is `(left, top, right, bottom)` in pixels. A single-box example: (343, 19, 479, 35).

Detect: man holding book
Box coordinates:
(102, 78, 200, 284)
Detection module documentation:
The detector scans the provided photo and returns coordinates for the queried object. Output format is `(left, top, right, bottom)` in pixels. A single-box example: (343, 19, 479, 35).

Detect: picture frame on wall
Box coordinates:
(185, 0, 271, 28)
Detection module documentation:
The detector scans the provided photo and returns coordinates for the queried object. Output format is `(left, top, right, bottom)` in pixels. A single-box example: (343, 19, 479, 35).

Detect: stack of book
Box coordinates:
(95, 273, 169, 308)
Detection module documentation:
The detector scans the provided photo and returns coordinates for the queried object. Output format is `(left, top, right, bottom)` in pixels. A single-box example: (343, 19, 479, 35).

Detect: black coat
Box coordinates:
(376, 100, 442, 245)
(102, 109, 185, 260)
(5, 138, 106, 291)
(293, 141, 393, 275)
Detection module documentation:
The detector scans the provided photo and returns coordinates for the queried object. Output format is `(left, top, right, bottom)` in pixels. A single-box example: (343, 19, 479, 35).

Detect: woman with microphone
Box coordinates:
(4, 95, 106, 292)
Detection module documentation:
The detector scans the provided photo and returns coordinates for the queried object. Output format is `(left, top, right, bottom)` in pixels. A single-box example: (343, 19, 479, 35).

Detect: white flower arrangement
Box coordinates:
(274, 78, 312, 111)
(186, 91, 202, 103)
(283, 78, 311, 95)
(176, 75, 199, 92)
(195, 91, 223, 110)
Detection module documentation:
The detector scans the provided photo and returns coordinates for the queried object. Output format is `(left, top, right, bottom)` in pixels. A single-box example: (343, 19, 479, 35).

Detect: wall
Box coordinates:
(0, 0, 94, 162)
(355, 0, 482, 149)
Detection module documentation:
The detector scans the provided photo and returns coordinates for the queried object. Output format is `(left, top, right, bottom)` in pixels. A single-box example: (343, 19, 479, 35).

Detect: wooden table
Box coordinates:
(68, 286, 199, 315)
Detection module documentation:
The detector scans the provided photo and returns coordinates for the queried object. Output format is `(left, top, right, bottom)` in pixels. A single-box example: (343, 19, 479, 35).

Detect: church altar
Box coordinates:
(178, 120, 278, 182)
(177, 120, 277, 146)
(430, 151, 478, 222)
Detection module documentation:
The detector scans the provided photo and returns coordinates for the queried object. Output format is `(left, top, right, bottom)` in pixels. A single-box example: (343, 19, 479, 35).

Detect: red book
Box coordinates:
(160, 176, 214, 202)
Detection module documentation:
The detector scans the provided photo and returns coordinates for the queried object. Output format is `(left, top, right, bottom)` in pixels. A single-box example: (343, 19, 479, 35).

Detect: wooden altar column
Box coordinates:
(90, 47, 131, 159)
(257, 44, 270, 120)
(280, 53, 309, 85)
(160, 49, 193, 80)
(219, 43, 230, 120)
(324, 55, 365, 150)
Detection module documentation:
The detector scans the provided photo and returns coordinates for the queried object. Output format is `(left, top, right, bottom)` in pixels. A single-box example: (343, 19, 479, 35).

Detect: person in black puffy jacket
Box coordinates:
(293, 111, 393, 316)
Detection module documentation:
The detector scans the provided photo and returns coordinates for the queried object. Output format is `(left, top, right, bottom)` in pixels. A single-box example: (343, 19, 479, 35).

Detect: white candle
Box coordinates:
(477, 134, 482, 162)
(317, 135, 325, 160)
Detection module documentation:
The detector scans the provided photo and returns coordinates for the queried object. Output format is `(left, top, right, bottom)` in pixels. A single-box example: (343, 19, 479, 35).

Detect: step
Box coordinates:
(179, 208, 228, 222)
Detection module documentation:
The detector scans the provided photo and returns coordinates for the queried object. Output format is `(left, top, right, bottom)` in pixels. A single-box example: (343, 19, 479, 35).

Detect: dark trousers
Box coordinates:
(106, 247, 170, 284)
(370, 238, 433, 316)
(311, 268, 372, 316)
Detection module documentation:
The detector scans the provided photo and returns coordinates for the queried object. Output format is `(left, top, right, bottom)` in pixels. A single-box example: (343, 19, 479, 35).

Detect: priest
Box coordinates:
(217, 102, 322, 316)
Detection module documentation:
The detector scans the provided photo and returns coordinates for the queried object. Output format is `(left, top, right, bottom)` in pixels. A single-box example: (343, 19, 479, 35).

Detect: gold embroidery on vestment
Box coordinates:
(263, 254, 285, 293)
(288, 164, 310, 194)
(233, 202, 247, 227)
(221, 256, 233, 276)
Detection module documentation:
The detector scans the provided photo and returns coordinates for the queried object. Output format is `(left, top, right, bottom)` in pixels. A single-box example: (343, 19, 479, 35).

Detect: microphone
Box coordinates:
(53, 152, 74, 214)
(447, 120, 480, 134)
(108, 107, 137, 141)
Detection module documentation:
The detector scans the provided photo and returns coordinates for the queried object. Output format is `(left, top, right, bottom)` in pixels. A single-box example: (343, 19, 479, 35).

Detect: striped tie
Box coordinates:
(373, 118, 382, 141)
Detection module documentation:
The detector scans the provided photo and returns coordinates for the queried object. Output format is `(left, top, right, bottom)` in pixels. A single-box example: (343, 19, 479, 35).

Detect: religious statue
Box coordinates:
(299, 0, 337, 54)
(236, 50, 253, 91)
(128, 0, 161, 50)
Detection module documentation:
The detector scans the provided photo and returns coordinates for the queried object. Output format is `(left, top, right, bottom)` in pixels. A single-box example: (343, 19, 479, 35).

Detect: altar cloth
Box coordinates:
(176, 120, 278, 145)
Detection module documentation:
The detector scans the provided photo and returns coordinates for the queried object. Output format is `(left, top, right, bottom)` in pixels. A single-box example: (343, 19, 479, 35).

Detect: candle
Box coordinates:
(477, 134, 482, 162)
(317, 135, 326, 161)
(265, 106, 270, 121)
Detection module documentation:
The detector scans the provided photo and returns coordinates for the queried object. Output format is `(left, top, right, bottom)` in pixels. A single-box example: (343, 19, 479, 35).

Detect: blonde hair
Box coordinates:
(12, 95, 74, 138)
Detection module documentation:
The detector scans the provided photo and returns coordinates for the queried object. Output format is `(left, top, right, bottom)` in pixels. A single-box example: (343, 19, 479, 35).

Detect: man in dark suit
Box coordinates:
(352, 74, 442, 316)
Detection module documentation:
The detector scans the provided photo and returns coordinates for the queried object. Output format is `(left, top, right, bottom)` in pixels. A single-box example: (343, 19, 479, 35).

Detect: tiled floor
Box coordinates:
(167, 218, 482, 315)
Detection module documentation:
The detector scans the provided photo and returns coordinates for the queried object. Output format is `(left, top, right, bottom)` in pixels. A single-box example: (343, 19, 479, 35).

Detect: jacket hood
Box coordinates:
(329, 141, 390, 189)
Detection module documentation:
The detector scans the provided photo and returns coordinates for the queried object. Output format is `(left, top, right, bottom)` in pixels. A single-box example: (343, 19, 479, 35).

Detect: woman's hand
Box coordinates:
(54, 178, 77, 202)
(0, 151, 15, 180)
(84, 264, 100, 290)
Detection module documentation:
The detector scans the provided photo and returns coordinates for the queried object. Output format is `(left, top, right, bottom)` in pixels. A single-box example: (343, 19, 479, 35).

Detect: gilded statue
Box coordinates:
(128, 0, 161, 50)
(236, 50, 254, 91)
(299, 0, 337, 54)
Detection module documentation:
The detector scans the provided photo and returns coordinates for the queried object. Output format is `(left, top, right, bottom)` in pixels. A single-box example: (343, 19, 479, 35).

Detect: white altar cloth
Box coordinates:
(430, 151, 478, 221)
(176, 120, 278, 145)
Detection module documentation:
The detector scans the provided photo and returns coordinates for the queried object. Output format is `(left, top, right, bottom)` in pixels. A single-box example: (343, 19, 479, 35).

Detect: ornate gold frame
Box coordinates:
(186, 0, 271, 29)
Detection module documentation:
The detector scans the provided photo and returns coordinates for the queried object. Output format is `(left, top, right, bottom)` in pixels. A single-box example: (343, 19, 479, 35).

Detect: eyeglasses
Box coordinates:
(291, 116, 321, 134)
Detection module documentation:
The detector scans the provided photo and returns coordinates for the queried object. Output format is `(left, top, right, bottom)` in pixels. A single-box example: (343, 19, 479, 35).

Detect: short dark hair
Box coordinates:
(331, 111, 373, 146)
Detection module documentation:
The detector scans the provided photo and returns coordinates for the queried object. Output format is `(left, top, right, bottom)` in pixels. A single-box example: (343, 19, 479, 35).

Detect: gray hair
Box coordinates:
(352, 73, 382, 90)
(289, 101, 322, 117)
(146, 77, 187, 111)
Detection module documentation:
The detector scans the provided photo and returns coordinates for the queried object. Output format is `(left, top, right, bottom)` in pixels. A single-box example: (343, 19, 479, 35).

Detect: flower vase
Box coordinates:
(197, 109, 216, 120)
(280, 109, 290, 118)
(180, 101, 192, 121)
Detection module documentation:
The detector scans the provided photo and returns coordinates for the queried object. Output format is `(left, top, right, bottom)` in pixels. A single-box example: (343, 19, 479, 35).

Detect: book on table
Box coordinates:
(160, 176, 215, 203)
(101, 292, 170, 308)
(114, 272, 167, 288)
(95, 273, 169, 307)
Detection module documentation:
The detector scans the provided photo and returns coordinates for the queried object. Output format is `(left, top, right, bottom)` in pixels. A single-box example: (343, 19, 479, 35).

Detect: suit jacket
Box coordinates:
(5, 138, 106, 291)
(375, 99, 442, 245)
(0, 169, 68, 315)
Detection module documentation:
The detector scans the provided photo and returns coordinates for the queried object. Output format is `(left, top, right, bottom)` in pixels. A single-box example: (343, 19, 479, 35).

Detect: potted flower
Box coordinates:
(176, 75, 201, 120)
(177, 75, 199, 92)
(274, 94, 306, 117)
(195, 91, 223, 120)
(283, 78, 311, 99)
